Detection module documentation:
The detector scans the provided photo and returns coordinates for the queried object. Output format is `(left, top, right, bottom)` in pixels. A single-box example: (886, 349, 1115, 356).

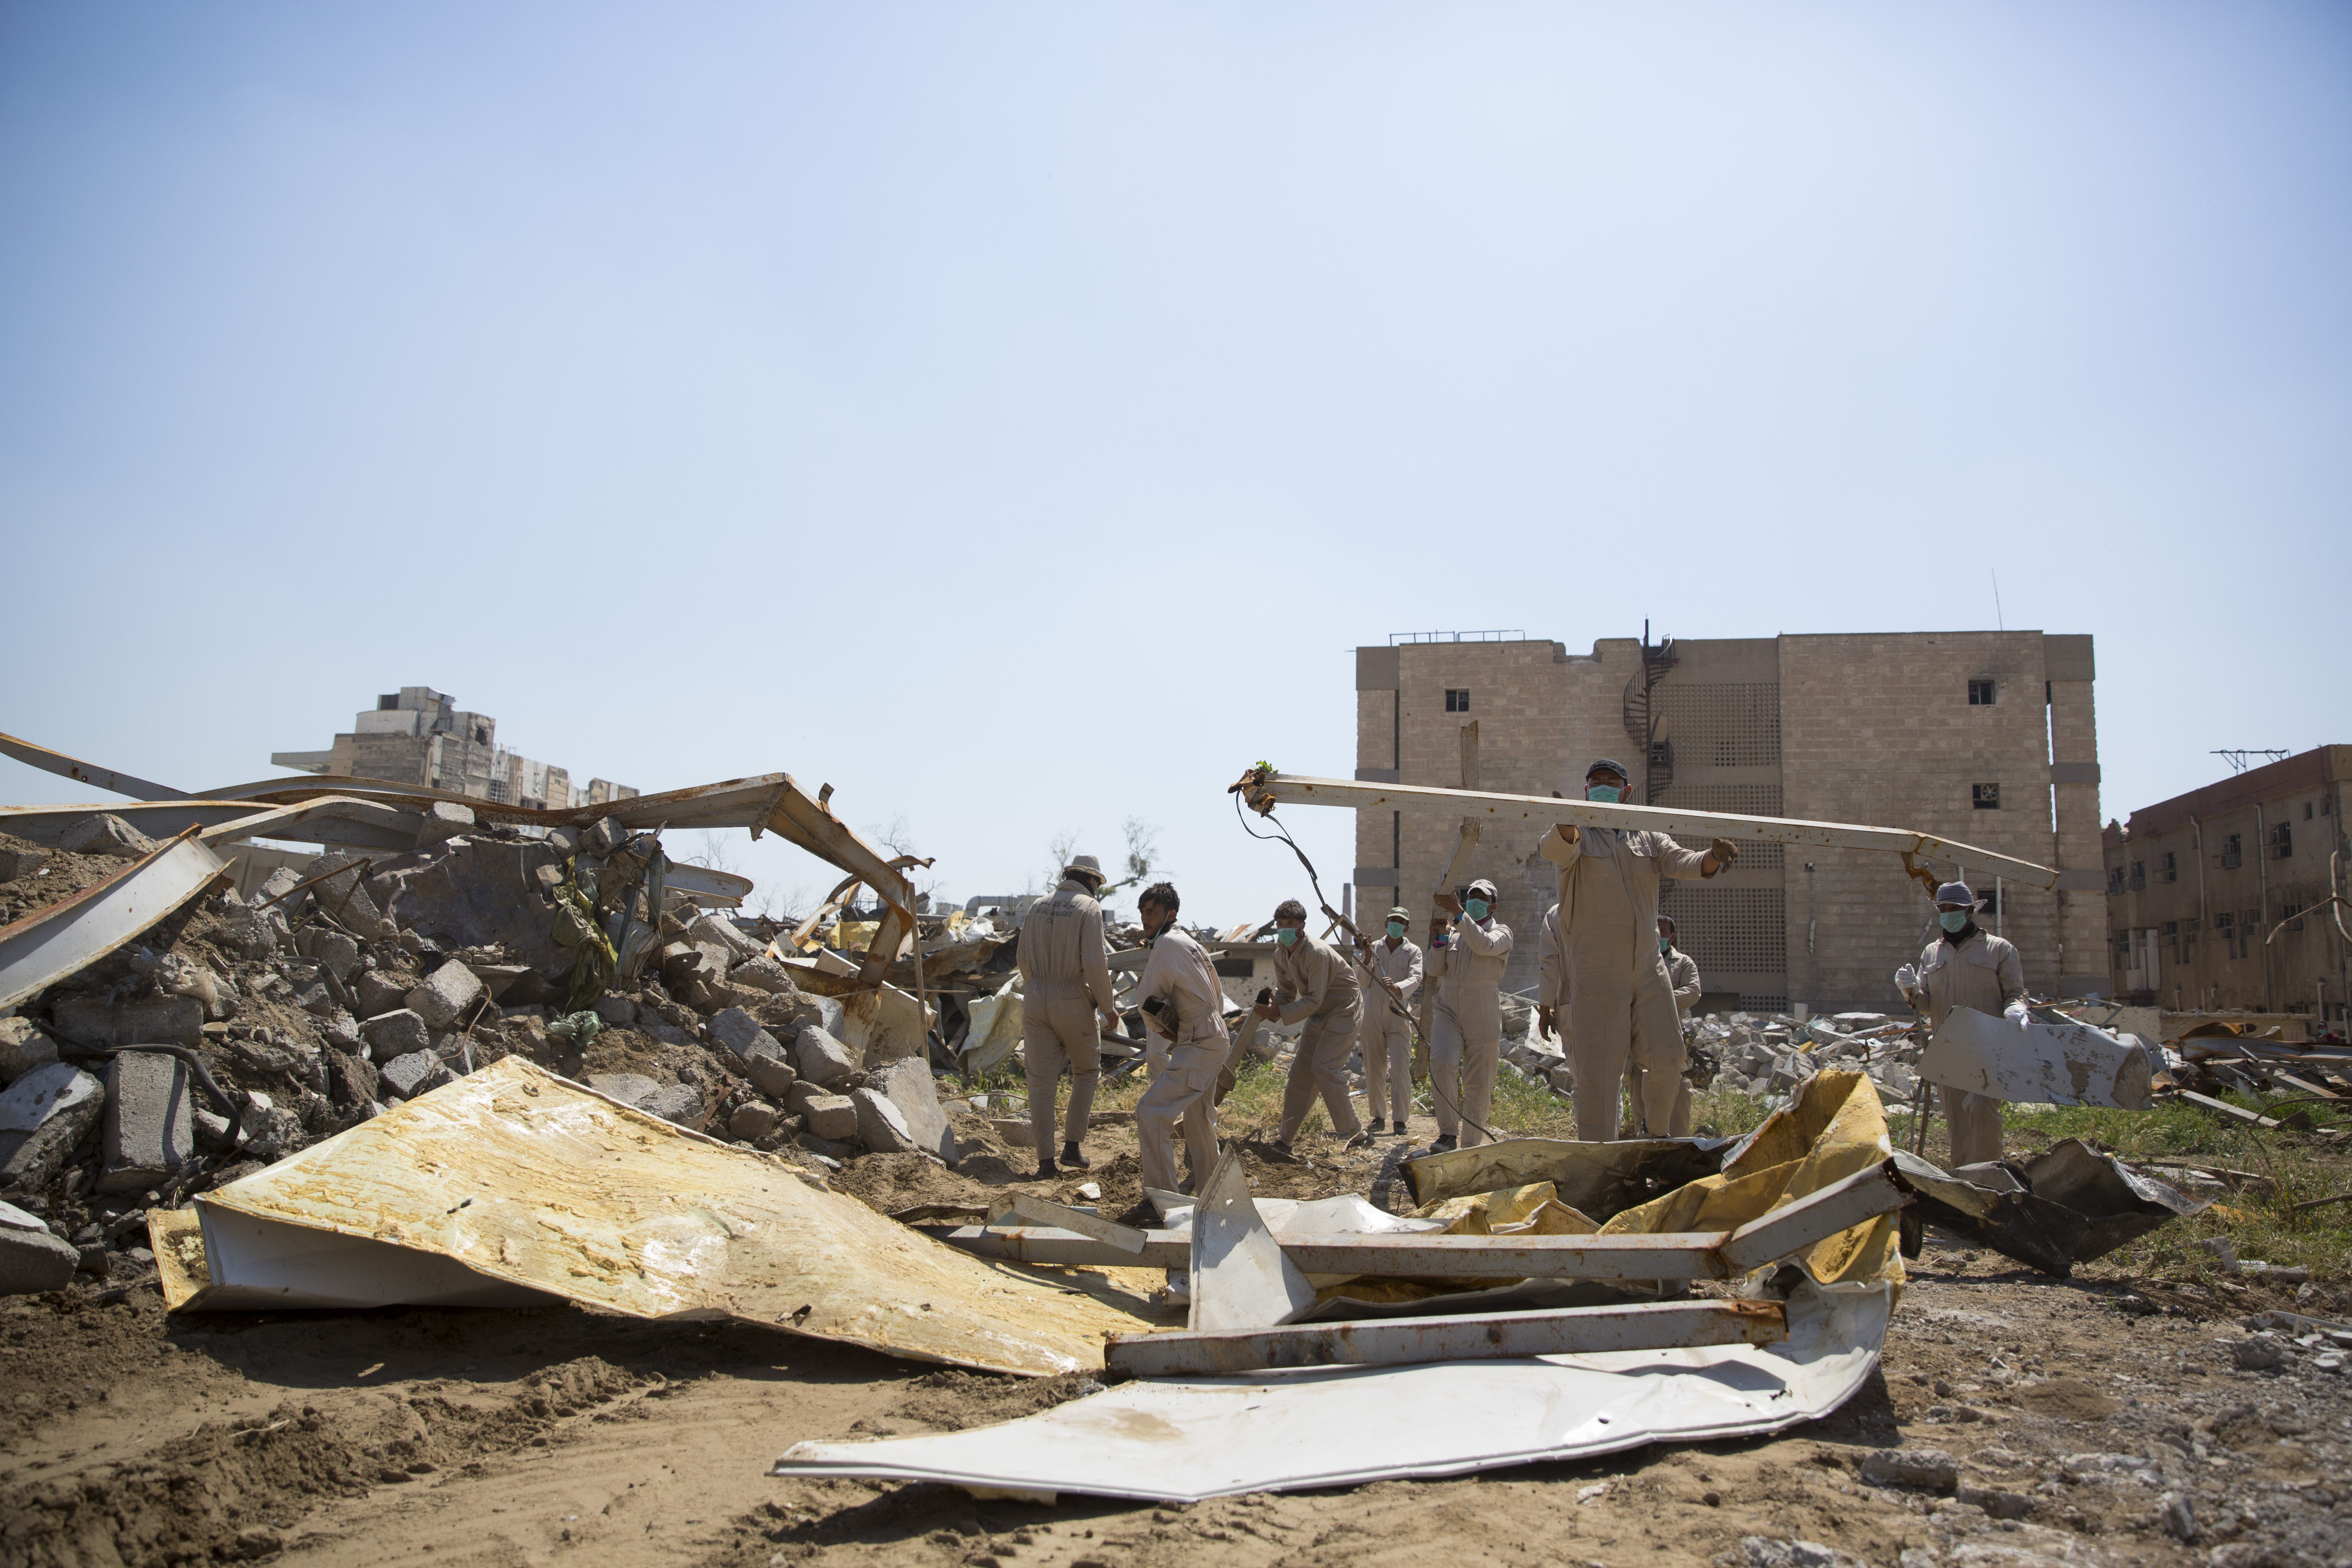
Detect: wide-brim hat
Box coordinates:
(1064, 854, 1105, 884)
(1934, 881, 1979, 908)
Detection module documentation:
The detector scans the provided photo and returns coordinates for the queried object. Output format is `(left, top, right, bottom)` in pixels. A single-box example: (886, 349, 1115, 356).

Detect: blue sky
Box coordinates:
(2, 3, 2346, 924)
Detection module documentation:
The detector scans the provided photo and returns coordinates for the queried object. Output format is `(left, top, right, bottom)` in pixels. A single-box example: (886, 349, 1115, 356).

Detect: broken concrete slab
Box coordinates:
(352, 971, 409, 1017)
(795, 1025, 856, 1088)
(99, 1050, 197, 1193)
(687, 913, 763, 964)
(0, 1019, 59, 1085)
(0, 1199, 78, 1296)
(50, 994, 205, 1049)
(0, 1064, 105, 1192)
(587, 1072, 660, 1108)
(730, 1102, 782, 1141)
(801, 1093, 858, 1142)
(640, 1084, 706, 1129)
(852, 1088, 920, 1155)
(593, 994, 637, 1028)
(1917, 1008, 2153, 1111)
(296, 927, 362, 984)
(728, 955, 798, 994)
(870, 1058, 957, 1164)
(405, 959, 485, 1031)
(0, 847, 50, 884)
(368, 838, 567, 974)
(415, 801, 475, 848)
(359, 1009, 429, 1062)
(325, 1049, 381, 1109)
(58, 813, 159, 858)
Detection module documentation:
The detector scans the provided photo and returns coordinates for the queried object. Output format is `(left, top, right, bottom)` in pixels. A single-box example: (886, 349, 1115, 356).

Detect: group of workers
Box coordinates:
(1013, 756, 2030, 1198)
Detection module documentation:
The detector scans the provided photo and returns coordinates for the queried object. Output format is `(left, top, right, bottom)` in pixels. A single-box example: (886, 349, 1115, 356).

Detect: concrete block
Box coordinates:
(51, 994, 204, 1049)
(687, 914, 764, 964)
(691, 941, 736, 979)
(582, 817, 623, 856)
(359, 1009, 429, 1062)
(593, 994, 637, 1028)
(309, 854, 390, 935)
(0, 1065, 105, 1192)
(794, 1026, 856, 1088)
(353, 971, 409, 1017)
(1860, 1448, 1957, 1492)
(57, 813, 157, 858)
(416, 801, 476, 848)
(308, 930, 361, 984)
(784, 1081, 831, 1118)
(871, 1058, 957, 1164)
(800, 1093, 858, 1142)
(851, 1088, 919, 1155)
(640, 1084, 706, 1128)
(325, 1049, 381, 1109)
(405, 959, 485, 1030)
(709, 1006, 781, 1061)
(0, 847, 50, 884)
(746, 1054, 796, 1098)
(0, 1202, 78, 1296)
(729, 1102, 782, 1141)
(99, 1051, 197, 1193)
(587, 1073, 662, 1109)
(380, 1051, 455, 1100)
(727, 956, 797, 995)
(0, 1019, 60, 1086)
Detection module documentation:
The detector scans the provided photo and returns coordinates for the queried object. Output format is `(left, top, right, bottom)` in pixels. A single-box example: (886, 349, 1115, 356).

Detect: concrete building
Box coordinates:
(2102, 746, 2350, 1027)
(272, 687, 635, 809)
(1351, 631, 2106, 1014)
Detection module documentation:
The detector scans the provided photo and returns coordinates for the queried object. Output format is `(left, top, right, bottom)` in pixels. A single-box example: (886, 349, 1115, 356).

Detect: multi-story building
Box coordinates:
(1350, 631, 2106, 1014)
(272, 687, 636, 810)
(2102, 747, 2350, 1026)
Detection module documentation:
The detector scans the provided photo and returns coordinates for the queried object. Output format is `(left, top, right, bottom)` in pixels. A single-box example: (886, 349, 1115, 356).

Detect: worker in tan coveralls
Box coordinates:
(1901, 880, 2028, 1168)
(1621, 915, 1703, 1137)
(1015, 853, 1122, 1177)
(1536, 758, 1738, 1142)
(1128, 881, 1227, 1201)
(1426, 877, 1513, 1153)
(1252, 899, 1369, 1152)
(1353, 904, 1422, 1137)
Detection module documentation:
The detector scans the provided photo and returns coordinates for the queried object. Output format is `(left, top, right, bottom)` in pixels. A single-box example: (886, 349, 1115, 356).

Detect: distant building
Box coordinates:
(1351, 631, 2106, 1014)
(2102, 747, 2348, 1025)
(272, 686, 636, 810)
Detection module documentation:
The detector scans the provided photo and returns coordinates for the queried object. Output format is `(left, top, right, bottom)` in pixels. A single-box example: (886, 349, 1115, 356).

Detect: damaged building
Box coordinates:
(271, 686, 637, 809)
(1349, 630, 2108, 1012)
(2103, 744, 2351, 1027)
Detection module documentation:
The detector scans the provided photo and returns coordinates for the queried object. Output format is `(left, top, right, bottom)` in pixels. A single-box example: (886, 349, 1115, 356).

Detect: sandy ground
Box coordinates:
(7, 1104, 2349, 1568)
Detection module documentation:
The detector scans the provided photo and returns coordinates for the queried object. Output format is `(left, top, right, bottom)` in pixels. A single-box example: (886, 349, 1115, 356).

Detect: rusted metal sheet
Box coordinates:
(1917, 1007, 2153, 1109)
(0, 730, 189, 801)
(193, 1057, 1148, 1375)
(1231, 767, 2063, 891)
(1104, 1298, 1789, 1378)
(0, 829, 229, 1012)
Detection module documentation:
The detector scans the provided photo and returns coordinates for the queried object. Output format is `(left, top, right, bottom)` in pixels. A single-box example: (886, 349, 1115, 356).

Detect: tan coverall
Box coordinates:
(1131, 927, 1229, 1194)
(1354, 935, 1422, 1127)
(1539, 825, 1716, 1141)
(1015, 877, 1118, 1154)
(1272, 932, 1365, 1143)
(1915, 926, 2026, 1168)
(1624, 946, 1702, 1137)
(1429, 912, 1513, 1148)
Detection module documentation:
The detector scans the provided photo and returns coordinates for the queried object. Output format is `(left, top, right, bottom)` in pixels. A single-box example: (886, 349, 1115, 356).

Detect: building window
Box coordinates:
(1972, 783, 2001, 810)
(2323, 795, 2334, 817)
(2162, 920, 2179, 959)
(2282, 901, 2305, 932)
(1967, 680, 1996, 706)
(1444, 688, 1471, 713)
(2159, 851, 2177, 884)
(2267, 823, 2292, 860)
(2306, 802, 2316, 821)
(2182, 917, 2199, 950)
(2107, 865, 2126, 897)
(2214, 911, 2234, 958)
(2220, 833, 2242, 870)
(2243, 909, 2261, 955)
(2128, 860, 2145, 890)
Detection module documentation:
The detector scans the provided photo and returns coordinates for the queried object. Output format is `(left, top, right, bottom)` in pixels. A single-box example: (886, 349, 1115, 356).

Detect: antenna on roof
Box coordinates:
(2211, 749, 2291, 774)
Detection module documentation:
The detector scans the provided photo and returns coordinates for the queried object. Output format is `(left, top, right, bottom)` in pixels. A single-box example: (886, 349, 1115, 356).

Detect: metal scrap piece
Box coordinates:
(0, 829, 228, 1012)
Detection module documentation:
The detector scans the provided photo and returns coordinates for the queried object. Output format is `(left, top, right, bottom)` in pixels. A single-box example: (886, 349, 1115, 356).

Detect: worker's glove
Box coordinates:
(2004, 1001, 2032, 1025)
(1709, 837, 1740, 868)
(1893, 964, 1919, 1005)
(1536, 1005, 1558, 1039)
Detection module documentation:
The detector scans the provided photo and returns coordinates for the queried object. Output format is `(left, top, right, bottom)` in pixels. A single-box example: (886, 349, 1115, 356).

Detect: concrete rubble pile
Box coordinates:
(1486, 1002, 1928, 1115)
(0, 738, 967, 1299)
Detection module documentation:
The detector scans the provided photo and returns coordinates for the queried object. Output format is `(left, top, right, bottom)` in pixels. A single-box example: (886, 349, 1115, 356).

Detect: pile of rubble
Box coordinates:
(0, 805, 960, 1296)
(1492, 1002, 1929, 1112)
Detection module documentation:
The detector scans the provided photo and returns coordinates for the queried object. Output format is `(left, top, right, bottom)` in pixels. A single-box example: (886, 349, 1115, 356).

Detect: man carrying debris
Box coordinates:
(1901, 881, 2027, 1168)
(1538, 758, 1738, 1142)
(1129, 881, 1227, 1196)
(1426, 877, 1514, 1152)
(1354, 904, 1422, 1137)
(1622, 915, 1703, 1138)
(1252, 899, 1369, 1152)
(1015, 853, 1124, 1176)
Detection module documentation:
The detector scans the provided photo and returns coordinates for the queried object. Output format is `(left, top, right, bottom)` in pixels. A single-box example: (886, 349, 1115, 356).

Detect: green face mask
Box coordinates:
(1277, 927, 1300, 947)
(1586, 784, 1622, 804)
(1464, 898, 1490, 920)
(1659, 937, 1671, 953)
(1940, 910, 1970, 933)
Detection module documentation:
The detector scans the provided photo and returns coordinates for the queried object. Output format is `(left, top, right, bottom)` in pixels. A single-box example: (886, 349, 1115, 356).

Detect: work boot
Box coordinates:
(1060, 1142, 1090, 1171)
(1428, 1134, 1458, 1154)
(1034, 1156, 1058, 1179)
(1391, 1120, 1408, 1136)
(1343, 1130, 1374, 1151)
